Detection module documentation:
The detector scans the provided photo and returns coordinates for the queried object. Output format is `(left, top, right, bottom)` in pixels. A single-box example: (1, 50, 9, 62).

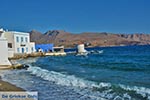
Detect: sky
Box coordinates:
(0, 0, 150, 34)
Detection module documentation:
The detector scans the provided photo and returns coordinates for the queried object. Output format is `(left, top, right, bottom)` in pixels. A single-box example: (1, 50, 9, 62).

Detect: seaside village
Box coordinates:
(0, 28, 87, 69)
(0, 28, 66, 69)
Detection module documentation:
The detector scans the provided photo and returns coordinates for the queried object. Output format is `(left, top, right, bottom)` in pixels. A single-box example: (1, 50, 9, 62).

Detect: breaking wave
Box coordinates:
(28, 65, 150, 100)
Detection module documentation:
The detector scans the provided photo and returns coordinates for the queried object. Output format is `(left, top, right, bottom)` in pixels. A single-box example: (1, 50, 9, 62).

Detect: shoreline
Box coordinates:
(65, 44, 150, 49)
(0, 60, 25, 91)
(0, 79, 24, 91)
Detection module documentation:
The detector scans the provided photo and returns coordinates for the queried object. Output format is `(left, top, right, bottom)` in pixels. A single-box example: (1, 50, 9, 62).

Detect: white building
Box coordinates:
(77, 44, 87, 53)
(0, 29, 12, 66)
(3, 31, 35, 57)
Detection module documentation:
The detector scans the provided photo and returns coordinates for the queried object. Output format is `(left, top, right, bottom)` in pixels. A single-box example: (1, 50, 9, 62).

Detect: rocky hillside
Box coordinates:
(30, 30, 150, 47)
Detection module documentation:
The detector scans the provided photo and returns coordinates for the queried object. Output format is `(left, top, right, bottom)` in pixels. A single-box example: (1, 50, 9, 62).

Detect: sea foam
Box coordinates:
(28, 65, 150, 100)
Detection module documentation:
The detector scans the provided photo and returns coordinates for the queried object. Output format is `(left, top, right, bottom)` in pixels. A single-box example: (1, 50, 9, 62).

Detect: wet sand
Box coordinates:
(0, 66, 24, 91)
(0, 79, 24, 91)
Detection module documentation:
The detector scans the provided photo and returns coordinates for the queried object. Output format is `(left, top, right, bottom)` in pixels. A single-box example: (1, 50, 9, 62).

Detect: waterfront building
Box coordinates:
(35, 44, 66, 56)
(0, 29, 12, 66)
(3, 30, 35, 57)
(35, 44, 54, 52)
(53, 46, 65, 53)
(77, 44, 87, 53)
(45, 46, 66, 56)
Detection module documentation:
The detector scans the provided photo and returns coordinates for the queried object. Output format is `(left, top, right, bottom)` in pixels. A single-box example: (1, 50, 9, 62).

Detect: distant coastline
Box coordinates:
(64, 44, 150, 50)
(30, 30, 150, 48)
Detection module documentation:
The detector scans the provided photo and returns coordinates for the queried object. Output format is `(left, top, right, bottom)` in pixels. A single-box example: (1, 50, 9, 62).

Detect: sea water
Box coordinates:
(0, 45, 150, 100)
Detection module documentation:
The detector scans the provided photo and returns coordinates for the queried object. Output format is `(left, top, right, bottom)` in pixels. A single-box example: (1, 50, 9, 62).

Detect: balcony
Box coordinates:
(20, 42, 26, 46)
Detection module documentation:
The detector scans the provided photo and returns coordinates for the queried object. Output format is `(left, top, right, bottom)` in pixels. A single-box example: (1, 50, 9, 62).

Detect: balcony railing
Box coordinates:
(20, 42, 26, 46)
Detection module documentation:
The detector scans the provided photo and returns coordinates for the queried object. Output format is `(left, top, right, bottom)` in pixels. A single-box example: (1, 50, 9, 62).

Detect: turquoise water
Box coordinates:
(1, 45, 150, 100)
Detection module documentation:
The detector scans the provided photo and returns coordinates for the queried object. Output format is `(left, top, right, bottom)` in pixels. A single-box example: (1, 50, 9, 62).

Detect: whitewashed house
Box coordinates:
(0, 29, 12, 66)
(3, 30, 35, 57)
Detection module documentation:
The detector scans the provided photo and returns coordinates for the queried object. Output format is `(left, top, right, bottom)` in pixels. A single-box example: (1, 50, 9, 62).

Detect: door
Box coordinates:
(22, 48, 25, 53)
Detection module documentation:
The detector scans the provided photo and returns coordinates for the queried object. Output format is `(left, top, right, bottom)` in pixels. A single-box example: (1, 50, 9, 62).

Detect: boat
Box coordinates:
(89, 50, 103, 54)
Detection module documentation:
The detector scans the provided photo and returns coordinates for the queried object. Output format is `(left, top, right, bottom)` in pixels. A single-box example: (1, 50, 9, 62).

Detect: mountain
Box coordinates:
(30, 30, 150, 47)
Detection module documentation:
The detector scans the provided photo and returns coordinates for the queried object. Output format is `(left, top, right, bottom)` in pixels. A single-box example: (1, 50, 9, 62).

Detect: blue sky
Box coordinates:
(0, 0, 150, 33)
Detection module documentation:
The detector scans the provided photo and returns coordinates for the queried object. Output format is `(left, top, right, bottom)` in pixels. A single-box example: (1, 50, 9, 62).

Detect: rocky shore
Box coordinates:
(9, 52, 45, 60)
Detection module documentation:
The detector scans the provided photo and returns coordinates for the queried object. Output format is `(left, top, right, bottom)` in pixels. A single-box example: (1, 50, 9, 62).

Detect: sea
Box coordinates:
(0, 45, 150, 100)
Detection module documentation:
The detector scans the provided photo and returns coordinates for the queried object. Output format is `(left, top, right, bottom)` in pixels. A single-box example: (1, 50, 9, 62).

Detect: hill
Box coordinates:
(30, 30, 150, 47)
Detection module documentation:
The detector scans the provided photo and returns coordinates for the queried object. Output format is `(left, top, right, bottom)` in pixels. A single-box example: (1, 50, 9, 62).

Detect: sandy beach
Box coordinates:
(0, 63, 24, 91)
(0, 79, 24, 91)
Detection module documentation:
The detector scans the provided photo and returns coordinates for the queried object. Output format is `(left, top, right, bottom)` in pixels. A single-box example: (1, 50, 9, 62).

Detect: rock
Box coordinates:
(12, 64, 29, 70)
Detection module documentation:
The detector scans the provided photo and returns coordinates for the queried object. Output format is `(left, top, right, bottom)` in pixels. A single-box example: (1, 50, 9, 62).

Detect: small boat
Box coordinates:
(89, 50, 103, 54)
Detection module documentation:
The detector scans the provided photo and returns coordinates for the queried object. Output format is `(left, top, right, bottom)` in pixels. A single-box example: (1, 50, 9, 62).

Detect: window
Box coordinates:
(25, 37, 28, 42)
(16, 36, 19, 42)
(8, 43, 12, 48)
(26, 47, 28, 52)
(21, 37, 23, 42)
(31, 47, 34, 52)
(17, 48, 20, 53)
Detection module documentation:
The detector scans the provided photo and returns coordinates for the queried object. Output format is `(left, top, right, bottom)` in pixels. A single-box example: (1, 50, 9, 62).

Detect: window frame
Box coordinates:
(16, 36, 19, 42)
(21, 37, 24, 42)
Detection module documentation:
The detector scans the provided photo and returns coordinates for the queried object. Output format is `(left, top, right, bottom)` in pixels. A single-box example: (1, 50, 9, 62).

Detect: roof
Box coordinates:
(4, 31, 29, 36)
(35, 44, 54, 51)
(8, 31, 29, 34)
(0, 28, 4, 32)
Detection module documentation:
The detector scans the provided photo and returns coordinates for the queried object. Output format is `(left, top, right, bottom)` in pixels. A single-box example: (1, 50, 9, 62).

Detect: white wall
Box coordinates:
(77, 44, 87, 53)
(14, 32, 30, 53)
(0, 38, 12, 66)
(4, 31, 35, 54)
(8, 48, 14, 58)
(3, 31, 14, 47)
(29, 42, 36, 53)
(14, 33, 35, 54)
